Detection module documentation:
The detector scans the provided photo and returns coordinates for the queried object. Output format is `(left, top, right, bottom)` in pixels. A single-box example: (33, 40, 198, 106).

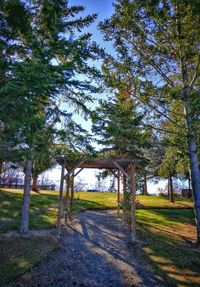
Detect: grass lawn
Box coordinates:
(0, 189, 193, 232)
(0, 189, 59, 231)
(133, 208, 200, 287)
(0, 188, 199, 287)
(136, 194, 193, 209)
(0, 236, 59, 286)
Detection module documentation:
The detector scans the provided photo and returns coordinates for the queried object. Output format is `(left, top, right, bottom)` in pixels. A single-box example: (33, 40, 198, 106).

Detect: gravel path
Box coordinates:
(9, 210, 165, 287)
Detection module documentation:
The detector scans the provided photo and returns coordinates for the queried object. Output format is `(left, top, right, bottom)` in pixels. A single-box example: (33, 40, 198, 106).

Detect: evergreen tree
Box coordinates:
(92, 89, 146, 158)
(100, 0, 200, 243)
(0, 0, 102, 232)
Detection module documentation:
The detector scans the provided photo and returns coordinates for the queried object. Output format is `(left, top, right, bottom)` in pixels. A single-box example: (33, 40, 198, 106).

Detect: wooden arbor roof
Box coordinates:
(57, 156, 147, 178)
(56, 155, 148, 241)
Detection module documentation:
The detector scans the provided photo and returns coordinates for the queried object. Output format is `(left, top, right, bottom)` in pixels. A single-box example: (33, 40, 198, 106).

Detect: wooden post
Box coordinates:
(64, 174, 70, 224)
(123, 174, 126, 201)
(70, 172, 74, 214)
(130, 165, 136, 242)
(117, 169, 120, 216)
(57, 163, 65, 236)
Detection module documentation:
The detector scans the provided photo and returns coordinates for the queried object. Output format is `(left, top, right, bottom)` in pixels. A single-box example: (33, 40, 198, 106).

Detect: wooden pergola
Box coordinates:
(56, 156, 146, 241)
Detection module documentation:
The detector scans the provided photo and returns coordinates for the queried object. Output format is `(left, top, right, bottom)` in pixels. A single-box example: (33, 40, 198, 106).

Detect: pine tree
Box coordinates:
(92, 89, 145, 158)
(100, 0, 200, 243)
(0, 0, 102, 232)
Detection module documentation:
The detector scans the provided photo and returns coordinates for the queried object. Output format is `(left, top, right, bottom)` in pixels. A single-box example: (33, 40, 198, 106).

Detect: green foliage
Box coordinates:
(92, 91, 147, 158)
(0, 0, 103, 164)
(99, 0, 200, 183)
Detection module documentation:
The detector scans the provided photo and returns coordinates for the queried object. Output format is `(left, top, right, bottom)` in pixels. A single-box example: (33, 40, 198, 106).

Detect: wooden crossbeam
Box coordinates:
(111, 160, 129, 177)
(63, 160, 85, 178)
(74, 168, 84, 178)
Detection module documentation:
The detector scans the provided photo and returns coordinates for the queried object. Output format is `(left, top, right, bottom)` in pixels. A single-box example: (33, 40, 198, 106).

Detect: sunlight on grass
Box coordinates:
(14, 258, 30, 269)
(0, 189, 194, 232)
(0, 237, 58, 286)
(0, 188, 199, 287)
(133, 210, 200, 287)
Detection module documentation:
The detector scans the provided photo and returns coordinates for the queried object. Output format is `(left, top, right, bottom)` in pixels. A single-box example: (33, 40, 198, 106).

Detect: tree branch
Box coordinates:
(131, 91, 184, 128)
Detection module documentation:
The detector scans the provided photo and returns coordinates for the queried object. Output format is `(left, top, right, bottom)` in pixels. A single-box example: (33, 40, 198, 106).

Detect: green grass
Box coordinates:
(72, 191, 117, 212)
(0, 189, 118, 231)
(0, 236, 58, 287)
(0, 189, 59, 231)
(131, 208, 200, 286)
(0, 188, 198, 287)
(136, 194, 193, 209)
(0, 189, 193, 231)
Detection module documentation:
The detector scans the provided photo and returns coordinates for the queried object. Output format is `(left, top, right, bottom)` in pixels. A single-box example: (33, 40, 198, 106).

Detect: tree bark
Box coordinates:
(185, 102, 200, 243)
(169, 175, 174, 203)
(19, 159, 32, 233)
(167, 178, 170, 197)
(143, 175, 148, 195)
(32, 175, 39, 192)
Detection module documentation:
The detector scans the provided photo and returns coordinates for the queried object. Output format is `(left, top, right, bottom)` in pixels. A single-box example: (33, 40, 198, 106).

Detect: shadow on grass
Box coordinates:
(136, 209, 195, 226)
(72, 198, 117, 213)
(0, 190, 116, 232)
(133, 209, 199, 286)
(76, 211, 200, 287)
(0, 189, 58, 231)
(129, 224, 200, 287)
(0, 236, 58, 286)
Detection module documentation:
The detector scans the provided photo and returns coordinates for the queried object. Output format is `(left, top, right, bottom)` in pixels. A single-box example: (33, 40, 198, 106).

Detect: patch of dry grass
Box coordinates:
(131, 208, 200, 287)
(0, 236, 58, 286)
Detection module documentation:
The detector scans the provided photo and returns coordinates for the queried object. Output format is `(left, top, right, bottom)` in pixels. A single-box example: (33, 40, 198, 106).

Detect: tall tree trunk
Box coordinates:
(185, 103, 200, 243)
(143, 175, 148, 195)
(19, 159, 32, 233)
(32, 175, 39, 192)
(167, 178, 170, 197)
(169, 175, 174, 203)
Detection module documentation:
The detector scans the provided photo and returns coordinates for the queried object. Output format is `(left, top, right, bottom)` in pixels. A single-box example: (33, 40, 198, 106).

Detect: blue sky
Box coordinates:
(47, 1, 116, 189)
(69, 0, 115, 47)
(66, 1, 115, 139)
(46, 0, 168, 193)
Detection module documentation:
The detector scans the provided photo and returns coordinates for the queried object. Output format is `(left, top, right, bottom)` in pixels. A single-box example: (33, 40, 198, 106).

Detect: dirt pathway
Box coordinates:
(9, 211, 165, 287)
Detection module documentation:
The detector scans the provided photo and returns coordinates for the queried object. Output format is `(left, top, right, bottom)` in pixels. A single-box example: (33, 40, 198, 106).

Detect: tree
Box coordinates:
(92, 89, 146, 158)
(100, 0, 200, 242)
(158, 100, 190, 201)
(31, 127, 56, 192)
(0, 0, 102, 233)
